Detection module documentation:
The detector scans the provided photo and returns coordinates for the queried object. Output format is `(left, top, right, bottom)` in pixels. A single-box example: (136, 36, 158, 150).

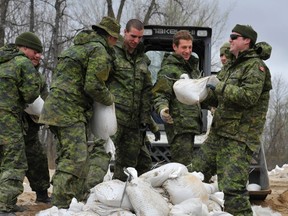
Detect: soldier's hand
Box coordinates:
(153, 130, 161, 141)
(206, 75, 219, 91)
(160, 107, 174, 124)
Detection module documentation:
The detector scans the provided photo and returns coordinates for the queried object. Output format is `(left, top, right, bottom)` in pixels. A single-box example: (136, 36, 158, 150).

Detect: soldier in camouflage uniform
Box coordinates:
(152, 30, 202, 166)
(220, 42, 231, 66)
(189, 24, 272, 216)
(0, 32, 42, 215)
(39, 17, 120, 208)
(108, 19, 153, 181)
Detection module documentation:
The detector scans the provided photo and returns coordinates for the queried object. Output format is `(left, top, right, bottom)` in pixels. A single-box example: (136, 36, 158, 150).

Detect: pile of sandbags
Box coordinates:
(37, 163, 227, 216)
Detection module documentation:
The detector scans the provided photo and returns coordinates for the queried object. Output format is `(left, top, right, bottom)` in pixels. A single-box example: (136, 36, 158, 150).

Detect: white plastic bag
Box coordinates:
(25, 95, 44, 116)
(173, 76, 210, 105)
(90, 102, 117, 139)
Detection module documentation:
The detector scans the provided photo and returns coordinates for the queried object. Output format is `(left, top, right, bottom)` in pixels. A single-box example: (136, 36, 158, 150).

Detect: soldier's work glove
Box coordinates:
(206, 75, 220, 91)
(160, 107, 174, 124)
(153, 130, 161, 141)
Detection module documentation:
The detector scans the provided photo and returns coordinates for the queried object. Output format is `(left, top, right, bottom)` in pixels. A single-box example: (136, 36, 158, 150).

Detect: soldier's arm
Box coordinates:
(84, 46, 114, 106)
(215, 61, 266, 108)
(18, 57, 42, 104)
(152, 66, 174, 114)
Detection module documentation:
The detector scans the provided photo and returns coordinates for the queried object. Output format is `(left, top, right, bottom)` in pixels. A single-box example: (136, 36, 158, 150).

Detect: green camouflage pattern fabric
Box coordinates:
(112, 124, 152, 181)
(211, 48, 272, 152)
(85, 137, 110, 190)
(39, 30, 115, 127)
(190, 47, 272, 215)
(0, 44, 41, 212)
(49, 122, 89, 208)
(152, 53, 202, 165)
(108, 41, 153, 181)
(24, 112, 50, 192)
(189, 133, 254, 216)
(255, 41, 272, 60)
(107, 41, 153, 128)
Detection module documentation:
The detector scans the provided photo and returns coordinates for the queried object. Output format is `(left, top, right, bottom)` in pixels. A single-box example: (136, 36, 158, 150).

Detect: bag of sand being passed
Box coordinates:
(173, 76, 210, 105)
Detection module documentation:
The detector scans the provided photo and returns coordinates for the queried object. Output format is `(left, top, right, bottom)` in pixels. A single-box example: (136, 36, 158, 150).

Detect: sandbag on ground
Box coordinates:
(139, 162, 188, 187)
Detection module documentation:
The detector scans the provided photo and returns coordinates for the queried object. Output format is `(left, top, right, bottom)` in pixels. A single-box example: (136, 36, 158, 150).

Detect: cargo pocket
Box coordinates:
(213, 110, 242, 135)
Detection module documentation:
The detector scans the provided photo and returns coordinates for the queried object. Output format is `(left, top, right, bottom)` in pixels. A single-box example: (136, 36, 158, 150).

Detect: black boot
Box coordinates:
(36, 190, 51, 204)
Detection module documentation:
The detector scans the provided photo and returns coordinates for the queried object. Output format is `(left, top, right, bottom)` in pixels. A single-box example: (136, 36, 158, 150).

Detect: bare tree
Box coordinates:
(0, 0, 10, 46)
(262, 75, 288, 170)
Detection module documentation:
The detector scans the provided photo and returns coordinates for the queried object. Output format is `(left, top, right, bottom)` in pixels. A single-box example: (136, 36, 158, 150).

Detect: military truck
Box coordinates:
(142, 25, 271, 200)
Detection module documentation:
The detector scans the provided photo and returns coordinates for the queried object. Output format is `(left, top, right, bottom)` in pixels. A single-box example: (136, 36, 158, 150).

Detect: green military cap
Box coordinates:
(232, 24, 257, 45)
(92, 16, 121, 38)
(255, 41, 272, 60)
(15, 32, 43, 53)
(220, 42, 230, 56)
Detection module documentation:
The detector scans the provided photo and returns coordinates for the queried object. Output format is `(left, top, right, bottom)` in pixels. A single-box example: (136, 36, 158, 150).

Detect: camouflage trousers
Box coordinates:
(85, 137, 110, 191)
(189, 132, 253, 216)
(0, 136, 27, 212)
(24, 113, 50, 192)
(168, 133, 195, 166)
(50, 122, 89, 208)
(112, 124, 152, 181)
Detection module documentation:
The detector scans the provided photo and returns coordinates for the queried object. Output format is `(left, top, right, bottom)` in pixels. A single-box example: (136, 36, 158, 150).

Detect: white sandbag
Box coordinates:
(209, 191, 225, 209)
(68, 198, 85, 213)
(25, 95, 44, 116)
(247, 183, 261, 191)
(208, 211, 233, 216)
(169, 198, 209, 216)
(126, 175, 170, 216)
(203, 182, 219, 194)
(83, 201, 131, 216)
(252, 205, 282, 216)
(104, 137, 116, 160)
(139, 162, 188, 187)
(90, 102, 117, 139)
(173, 76, 210, 105)
(85, 180, 133, 211)
(163, 173, 209, 205)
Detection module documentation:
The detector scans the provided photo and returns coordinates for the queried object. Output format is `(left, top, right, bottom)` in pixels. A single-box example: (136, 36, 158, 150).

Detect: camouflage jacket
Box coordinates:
(153, 53, 202, 136)
(211, 47, 272, 151)
(0, 44, 41, 144)
(39, 30, 115, 126)
(107, 41, 153, 128)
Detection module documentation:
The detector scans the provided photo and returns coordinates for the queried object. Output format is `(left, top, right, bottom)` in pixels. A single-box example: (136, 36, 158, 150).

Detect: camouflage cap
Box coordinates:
(92, 16, 121, 38)
(232, 24, 257, 45)
(220, 42, 230, 56)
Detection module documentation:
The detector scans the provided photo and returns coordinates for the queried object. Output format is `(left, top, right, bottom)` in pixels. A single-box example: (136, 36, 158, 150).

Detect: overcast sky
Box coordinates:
(217, 0, 288, 81)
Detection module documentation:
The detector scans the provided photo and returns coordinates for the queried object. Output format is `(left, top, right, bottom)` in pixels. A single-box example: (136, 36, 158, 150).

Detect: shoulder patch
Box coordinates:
(259, 66, 265, 72)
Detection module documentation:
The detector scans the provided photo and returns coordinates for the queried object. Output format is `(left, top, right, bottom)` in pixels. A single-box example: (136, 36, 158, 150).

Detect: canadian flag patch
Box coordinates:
(259, 66, 265, 72)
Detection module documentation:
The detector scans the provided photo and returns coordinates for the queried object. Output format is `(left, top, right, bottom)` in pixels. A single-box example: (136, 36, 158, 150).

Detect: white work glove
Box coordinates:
(206, 75, 220, 91)
(160, 107, 174, 124)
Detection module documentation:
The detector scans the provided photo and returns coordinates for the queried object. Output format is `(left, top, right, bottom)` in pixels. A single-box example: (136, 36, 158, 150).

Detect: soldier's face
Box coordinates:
(124, 27, 144, 53)
(20, 47, 42, 66)
(107, 35, 118, 47)
(220, 54, 228, 65)
(173, 39, 192, 61)
(229, 32, 250, 57)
